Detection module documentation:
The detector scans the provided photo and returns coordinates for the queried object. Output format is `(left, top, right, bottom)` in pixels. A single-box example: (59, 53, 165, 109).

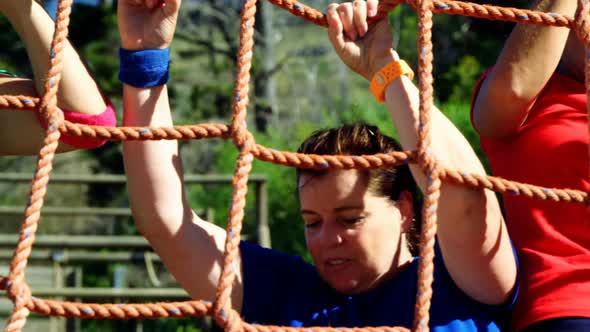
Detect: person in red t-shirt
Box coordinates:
(0, 0, 116, 155)
(471, 0, 590, 331)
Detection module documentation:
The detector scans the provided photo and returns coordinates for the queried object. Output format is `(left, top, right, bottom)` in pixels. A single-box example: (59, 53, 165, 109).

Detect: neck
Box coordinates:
(386, 237, 414, 280)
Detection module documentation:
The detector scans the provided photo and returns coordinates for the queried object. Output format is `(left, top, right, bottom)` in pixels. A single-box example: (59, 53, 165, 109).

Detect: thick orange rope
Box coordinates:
(0, 0, 588, 332)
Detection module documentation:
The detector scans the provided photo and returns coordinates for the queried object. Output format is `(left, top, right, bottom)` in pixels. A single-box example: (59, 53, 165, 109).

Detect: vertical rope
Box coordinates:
(413, 0, 439, 331)
(4, 0, 73, 330)
(40, 0, 73, 127)
(574, 0, 590, 202)
(212, 0, 257, 331)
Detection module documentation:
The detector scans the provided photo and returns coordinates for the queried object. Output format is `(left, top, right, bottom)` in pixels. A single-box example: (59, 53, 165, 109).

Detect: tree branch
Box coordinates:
(175, 31, 235, 60)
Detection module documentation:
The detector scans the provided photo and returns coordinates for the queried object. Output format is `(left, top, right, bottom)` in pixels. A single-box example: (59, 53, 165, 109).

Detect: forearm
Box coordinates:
(117, 0, 239, 308)
(121, 84, 239, 307)
(385, 79, 516, 304)
(385, 78, 495, 231)
(3, 1, 105, 114)
(474, 0, 576, 138)
(122, 84, 187, 233)
(385, 78, 487, 190)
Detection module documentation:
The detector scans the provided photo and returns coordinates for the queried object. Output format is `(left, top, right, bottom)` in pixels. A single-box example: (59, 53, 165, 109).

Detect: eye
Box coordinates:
(304, 220, 321, 229)
(340, 216, 365, 226)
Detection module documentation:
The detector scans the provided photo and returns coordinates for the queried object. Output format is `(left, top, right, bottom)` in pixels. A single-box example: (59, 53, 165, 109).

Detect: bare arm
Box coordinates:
(0, 0, 106, 155)
(118, 0, 243, 310)
(384, 77, 516, 306)
(122, 84, 241, 309)
(327, 0, 516, 305)
(473, 0, 576, 139)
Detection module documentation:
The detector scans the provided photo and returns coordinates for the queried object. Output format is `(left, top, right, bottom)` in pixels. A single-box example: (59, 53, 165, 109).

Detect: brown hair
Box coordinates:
(296, 122, 422, 255)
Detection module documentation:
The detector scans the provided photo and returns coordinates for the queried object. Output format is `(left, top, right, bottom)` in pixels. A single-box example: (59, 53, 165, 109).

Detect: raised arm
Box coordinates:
(118, 0, 243, 310)
(0, 0, 107, 155)
(472, 0, 577, 139)
(326, 0, 516, 305)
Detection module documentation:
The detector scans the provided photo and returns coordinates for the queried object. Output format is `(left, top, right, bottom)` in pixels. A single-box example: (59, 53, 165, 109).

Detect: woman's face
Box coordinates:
(299, 170, 413, 295)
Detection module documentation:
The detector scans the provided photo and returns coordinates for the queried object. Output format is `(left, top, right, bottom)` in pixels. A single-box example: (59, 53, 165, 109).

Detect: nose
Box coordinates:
(320, 220, 344, 247)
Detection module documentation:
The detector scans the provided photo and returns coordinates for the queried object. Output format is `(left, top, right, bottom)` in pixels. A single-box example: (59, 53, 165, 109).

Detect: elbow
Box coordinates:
(473, 75, 532, 140)
(133, 214, 161, 240)
(476, 272, 518, 306)
(132, 212, 167, 240)
(487, 63, 538, 102)
(479, 252, 518, 306)
(490, 76, 533, 112)
(131, 206, 187, 241)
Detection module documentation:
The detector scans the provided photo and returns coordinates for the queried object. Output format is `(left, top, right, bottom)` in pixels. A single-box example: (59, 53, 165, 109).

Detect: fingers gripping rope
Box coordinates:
(1, 0, 590, 332)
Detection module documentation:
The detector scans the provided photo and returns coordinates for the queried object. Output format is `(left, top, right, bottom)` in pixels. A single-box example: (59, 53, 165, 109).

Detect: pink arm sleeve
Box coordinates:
(37, 98, 117, 149)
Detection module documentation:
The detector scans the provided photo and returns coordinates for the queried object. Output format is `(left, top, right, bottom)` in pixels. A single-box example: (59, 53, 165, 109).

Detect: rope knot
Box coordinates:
(212, 305, 243, 332)
(232, 127, 255, 153)
(41, 104, 65, 134)
(7, 280, 31, 305)
(417, 147, 440, 179)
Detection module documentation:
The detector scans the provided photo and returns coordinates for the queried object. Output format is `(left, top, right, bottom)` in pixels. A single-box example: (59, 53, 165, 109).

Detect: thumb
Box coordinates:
(372, 17, 390, 36)
(161, 0, 181, 17)
(370, 18, 394, 49)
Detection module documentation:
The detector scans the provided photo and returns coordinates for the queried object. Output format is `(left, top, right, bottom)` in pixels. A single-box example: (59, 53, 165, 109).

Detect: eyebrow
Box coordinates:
(300, 206, 364, 215)
(300, 209, 318, 215)
(334, 205, 364, 213)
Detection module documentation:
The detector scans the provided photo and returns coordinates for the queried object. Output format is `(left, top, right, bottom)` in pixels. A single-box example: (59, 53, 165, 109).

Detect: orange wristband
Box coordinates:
(369, 60, 414, 103)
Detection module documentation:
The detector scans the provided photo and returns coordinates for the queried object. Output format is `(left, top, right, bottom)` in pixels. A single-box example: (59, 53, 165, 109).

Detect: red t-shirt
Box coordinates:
(471, 70, 590, 331)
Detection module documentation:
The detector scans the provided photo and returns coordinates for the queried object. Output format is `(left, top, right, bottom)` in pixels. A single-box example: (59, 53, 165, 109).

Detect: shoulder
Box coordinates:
(240, 242, 326, 325)
(240, 241, 315, 276)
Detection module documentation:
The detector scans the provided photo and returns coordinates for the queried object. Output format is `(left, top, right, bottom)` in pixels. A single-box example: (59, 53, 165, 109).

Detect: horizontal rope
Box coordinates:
(265, 0, 573, 28)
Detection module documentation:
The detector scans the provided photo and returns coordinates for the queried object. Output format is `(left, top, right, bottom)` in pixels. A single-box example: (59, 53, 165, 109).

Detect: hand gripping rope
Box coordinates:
(0, 0, 589, 331)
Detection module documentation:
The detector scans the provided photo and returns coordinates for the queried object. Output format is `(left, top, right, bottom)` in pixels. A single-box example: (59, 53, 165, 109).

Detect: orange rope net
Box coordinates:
(0, 0, 589, 331)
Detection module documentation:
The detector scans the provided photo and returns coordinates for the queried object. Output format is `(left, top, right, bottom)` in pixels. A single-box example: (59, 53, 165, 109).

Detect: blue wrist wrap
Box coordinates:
(118, 48, 170, 88)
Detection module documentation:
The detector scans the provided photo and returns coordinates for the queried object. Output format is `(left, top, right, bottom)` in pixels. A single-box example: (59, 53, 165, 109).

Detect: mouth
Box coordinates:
(324, 258, 352, 270)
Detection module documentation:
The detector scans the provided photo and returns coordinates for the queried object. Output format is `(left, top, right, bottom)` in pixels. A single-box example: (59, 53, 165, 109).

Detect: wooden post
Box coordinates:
(255, 181, 271, 248)
(51, 250, 65, 332)
(66, 266, 82, 332)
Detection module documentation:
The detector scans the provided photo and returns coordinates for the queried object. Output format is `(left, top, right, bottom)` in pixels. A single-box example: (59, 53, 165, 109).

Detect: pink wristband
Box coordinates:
(37, 99, 117, 149)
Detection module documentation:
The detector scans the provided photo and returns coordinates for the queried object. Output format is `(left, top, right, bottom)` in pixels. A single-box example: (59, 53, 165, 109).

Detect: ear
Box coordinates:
(397, 191, 414, 233)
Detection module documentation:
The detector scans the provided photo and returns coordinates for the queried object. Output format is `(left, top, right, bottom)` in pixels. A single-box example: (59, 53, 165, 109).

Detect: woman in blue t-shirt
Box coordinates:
(118, 0, 518, 331)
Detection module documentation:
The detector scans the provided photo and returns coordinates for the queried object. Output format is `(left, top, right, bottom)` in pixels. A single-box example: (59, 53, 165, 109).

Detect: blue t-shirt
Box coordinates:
(240, 241, 515, 331)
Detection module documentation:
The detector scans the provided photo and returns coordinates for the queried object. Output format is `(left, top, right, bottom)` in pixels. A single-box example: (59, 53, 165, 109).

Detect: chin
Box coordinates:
(328, 275, 390, 295)
(326, 278, 363, 295)
(330, 284, 358, 295)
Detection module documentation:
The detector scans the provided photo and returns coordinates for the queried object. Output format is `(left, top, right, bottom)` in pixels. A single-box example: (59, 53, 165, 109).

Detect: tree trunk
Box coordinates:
(253, 0, 276, 132)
